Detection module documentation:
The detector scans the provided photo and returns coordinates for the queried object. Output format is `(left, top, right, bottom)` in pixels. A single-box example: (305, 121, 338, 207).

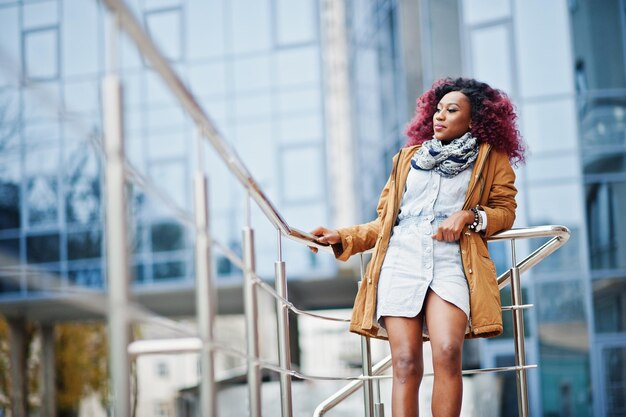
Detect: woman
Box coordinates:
(310, 78, 525, 417)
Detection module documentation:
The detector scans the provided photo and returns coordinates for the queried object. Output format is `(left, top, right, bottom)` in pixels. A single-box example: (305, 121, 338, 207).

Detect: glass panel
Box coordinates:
(153, 260, 185, 281)
(151, 221, 185, 252)
(469, 24, 513, 93)
(0, 89, 20, 152)
(0, 269, 21, 294)
(67, 230, 101, 260)
(462, 0, 511, 25)
(148, 160, 187, 209)
(23, 82, 60, 121)
(25, 265, 59, 293)
(23, 1, 58, 29)
(64, 149, 101, 225)
(233, 56, 271, 93)
(187, 0, 225, 59)
(0, 6, 21, 87)
(230, 0, 271, 54)
(277, 88, 321, 115)
(23, 121, 60, 146)
(188, 63, 227, 97)
(27, 176, 58, 227)
(234, 94, 272, 121)
(276, 46, 320, 88)
(604, 347, 626, 416)
(68, 266, 103, 288)
(594, 278, 626, 333)
(580, 95, 626, 154)
(64, 79, 99, 116)
(278, 114, 322, 144)
(146, 8, 183, 61)
(62, 0, 99, 77)
(0, 238, 20, 265)
(26, 234, 60, 263)
(0, 157, 21, 230)
(586, 181, 626, 270)
(521, 98, 578, 154)
(24, 28, 59, 80)
(539, 342, 591, 417)
(281, 145, 323, 202)
(276, 0, 316, 45)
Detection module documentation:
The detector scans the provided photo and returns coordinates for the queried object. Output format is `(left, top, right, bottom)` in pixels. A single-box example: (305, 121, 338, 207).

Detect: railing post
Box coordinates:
(359, 254, 375, 417)
(275, 231, 293, 417)
(103, 12, 131, 417)
(510, 240, 529, 417)
(243, 211, 262, 417)
(193, 133, 217, 417)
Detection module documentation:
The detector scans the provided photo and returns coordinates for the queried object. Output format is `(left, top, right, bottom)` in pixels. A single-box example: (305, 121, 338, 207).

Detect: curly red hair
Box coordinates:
(405, 78, 525, 164)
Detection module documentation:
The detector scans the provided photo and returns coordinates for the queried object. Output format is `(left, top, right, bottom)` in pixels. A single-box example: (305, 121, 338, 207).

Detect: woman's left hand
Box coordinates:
(431, 210, 474, 242)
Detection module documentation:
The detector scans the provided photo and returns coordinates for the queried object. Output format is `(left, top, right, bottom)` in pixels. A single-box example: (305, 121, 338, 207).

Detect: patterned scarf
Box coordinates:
(411, 132, 479, 178)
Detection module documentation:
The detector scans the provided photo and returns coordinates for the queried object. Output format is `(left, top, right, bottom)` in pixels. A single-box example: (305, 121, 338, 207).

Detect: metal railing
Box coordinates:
(95, 1, 572, 417)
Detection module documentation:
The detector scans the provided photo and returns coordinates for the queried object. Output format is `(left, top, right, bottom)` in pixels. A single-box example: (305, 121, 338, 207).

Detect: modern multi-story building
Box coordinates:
(1, 0, 625, 416)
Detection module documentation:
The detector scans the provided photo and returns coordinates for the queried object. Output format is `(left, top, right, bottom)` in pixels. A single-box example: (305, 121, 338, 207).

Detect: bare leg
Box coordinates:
(424, 290, 468, 417)
(385, 315, 425, 417)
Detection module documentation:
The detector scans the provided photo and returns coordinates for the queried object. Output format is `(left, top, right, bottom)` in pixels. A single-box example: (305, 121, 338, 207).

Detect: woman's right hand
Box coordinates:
(309, 227, 341, 253)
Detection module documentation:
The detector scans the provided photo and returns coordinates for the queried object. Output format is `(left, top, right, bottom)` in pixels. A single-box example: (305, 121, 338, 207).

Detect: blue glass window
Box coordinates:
(67, 230, 102, 260)
(275, 0, 317, 45)
(26, 234, 59, 263)
(23, 28, 59, 81)
(146, 8, 183, 62)
(0, 158, 21, 230)
(151, 221, 185, 252)
(230, 0, 271, 54)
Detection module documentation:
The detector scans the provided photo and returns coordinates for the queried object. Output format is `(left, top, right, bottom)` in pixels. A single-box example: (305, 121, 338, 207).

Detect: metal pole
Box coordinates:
(103, 11, 131, 415)
(193, 162, 217, 416)
(243, 221, 262, 417)
(103, 78, 131, 417)
(360, 330, 375, 417)
(41, 323, 57, 417)
(275, 231, 293, 417)
(510, 240, 529, 417)
(358, 253, 375, 417)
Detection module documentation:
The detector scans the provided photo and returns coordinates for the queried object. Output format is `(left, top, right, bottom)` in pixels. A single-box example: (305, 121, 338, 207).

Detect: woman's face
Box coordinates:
(432, 91, 472, 141)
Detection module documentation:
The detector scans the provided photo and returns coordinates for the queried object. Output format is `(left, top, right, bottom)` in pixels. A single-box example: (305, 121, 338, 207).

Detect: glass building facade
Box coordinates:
(1, 0, 626, 416)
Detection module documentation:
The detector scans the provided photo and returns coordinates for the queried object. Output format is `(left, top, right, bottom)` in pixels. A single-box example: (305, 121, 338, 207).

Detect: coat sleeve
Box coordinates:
(481, 152, 517, 238)
(331, 155, 397, 261)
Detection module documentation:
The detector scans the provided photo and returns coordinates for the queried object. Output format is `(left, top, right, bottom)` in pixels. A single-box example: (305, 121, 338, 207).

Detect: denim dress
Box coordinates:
(376, 160, 473, 329)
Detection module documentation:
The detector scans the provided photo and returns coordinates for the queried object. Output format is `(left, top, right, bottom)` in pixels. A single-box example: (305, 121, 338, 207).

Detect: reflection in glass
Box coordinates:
(587, 180, 626, 270)
(24, 28, 59, 80)
(0, 269, 21, 294)
(0, 238, 20, 265)
(68, 266, 102, 288)
(26, 234, 60, 263)
(539, 341, 591, 417)
(64, 147, 100, 225)
(603, 347, 626, 416)
(67, 230, 101, 260)
(0, 158, 20, 230)
(594, 278, 626, 333)
(27, 176, 58, 227)
(0, 90, 21, 152)
(153, 260, 185, 281)
(537, 280, 586, 324)
(151, 221, 185, 252)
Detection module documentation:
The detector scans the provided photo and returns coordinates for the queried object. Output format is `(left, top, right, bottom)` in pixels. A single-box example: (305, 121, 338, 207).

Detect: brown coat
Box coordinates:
(332, 143, 517, 340)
